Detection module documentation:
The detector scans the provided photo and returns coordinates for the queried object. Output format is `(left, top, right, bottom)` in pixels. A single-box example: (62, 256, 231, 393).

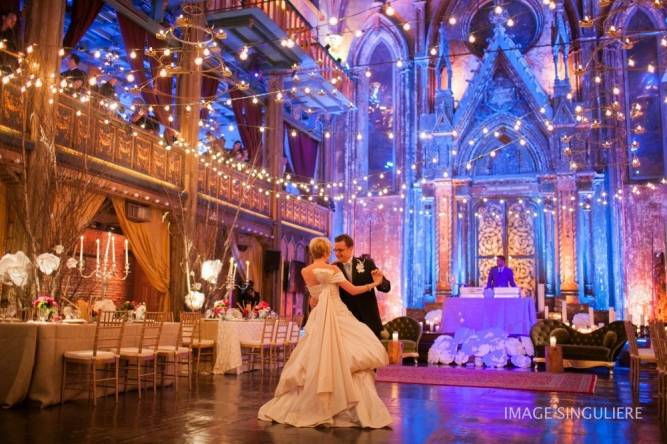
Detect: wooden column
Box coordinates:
(170, 2, 204, 317)
(266, 74, 284, 313)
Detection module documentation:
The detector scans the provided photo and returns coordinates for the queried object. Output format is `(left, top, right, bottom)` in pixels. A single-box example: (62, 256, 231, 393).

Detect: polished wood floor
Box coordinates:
(1, 366, 664, 443)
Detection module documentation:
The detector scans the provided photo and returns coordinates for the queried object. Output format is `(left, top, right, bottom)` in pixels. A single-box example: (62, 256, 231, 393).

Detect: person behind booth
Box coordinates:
(485, 255, 516, 289)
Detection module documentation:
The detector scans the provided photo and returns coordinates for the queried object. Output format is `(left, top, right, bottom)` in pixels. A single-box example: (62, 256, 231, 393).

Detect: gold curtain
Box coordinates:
(111, 198, 170, 312)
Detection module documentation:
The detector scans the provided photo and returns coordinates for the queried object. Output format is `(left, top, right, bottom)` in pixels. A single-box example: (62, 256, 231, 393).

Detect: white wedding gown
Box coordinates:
(258, 268, 392, 428)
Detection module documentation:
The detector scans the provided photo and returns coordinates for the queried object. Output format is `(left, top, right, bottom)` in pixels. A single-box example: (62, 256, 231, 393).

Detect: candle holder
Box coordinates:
(77, 232, 131, 300)
(223, 259, 250, 309)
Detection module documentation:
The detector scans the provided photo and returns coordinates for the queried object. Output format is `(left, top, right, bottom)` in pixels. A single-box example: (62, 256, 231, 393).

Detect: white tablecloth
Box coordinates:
(212, 319, 292, 375)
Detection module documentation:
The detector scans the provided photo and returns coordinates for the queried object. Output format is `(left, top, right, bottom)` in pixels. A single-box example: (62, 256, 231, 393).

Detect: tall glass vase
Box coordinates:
(38, 306, 50, 322)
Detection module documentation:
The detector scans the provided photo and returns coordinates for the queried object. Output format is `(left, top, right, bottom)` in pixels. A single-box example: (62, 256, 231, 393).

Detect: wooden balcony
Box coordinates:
(0, 82, 329, 235)
(206, 0, 352, 104)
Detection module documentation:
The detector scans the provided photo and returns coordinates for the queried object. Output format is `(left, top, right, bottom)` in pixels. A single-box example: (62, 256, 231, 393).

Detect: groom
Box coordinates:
(334, 234, 390, 337)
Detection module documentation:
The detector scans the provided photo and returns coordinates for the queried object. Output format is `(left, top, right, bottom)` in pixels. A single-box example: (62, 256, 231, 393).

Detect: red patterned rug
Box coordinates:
(376, 366, 597, 394)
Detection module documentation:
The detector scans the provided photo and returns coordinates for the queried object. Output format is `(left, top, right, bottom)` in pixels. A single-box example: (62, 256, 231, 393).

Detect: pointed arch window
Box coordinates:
(624, 10, 665, 179)
(366, 42, 396, 190)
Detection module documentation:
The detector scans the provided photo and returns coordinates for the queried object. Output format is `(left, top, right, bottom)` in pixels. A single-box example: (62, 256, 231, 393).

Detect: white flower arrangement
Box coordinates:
(201, 259, 223, 285)
(93, 298, 116, 313)
(572, 312, 590, 329)
(0, 251, 32, 287)
(424, 309, 442, 325)
(36, 253, 61, 275)
(185, 290, 205, 310)
(427, 328, 534, 369)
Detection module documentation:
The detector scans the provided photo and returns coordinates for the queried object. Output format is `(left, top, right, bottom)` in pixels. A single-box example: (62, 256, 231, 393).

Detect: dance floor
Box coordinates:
(0, 366, 662, 443)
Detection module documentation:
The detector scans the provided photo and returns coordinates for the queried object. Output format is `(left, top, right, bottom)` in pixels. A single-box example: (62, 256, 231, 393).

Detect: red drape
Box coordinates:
(229, 89, 263, 163)
(62, 0, 103, 50)
(286, 124, 319, 179)
(200, 77, 219, 119)
(146, 33, 173, 126)
(118, 14, 169, 127)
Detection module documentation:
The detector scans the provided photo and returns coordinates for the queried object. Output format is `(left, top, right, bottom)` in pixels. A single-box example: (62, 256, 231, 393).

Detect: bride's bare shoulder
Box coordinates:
(302, 264, 338, 274)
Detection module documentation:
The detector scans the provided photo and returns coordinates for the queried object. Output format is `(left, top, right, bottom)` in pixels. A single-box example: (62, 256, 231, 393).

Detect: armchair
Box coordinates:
(530, 320, 627, 374)
(381, 316, 423, 364)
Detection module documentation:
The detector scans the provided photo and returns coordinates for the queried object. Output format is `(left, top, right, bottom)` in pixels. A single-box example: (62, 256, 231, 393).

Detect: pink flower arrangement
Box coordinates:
(213, 299, 228, 318)
(254, 300, 270, 312)
(32, 295, 58, 310)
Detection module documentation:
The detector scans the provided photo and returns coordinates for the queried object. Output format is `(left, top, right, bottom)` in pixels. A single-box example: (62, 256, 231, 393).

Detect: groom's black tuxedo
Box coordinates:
(336, 257, 390, 337)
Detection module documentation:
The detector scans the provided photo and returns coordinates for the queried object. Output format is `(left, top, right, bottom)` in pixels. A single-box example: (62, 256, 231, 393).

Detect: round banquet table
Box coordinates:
(212, 319, 292, 375)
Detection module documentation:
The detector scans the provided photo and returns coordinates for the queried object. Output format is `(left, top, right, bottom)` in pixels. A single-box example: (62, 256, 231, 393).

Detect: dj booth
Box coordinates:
(439, 287, 536, 335)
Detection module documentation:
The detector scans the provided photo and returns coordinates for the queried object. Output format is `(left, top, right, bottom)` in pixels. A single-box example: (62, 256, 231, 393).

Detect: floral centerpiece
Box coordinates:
(92, 298, 117, 318)
(212, 299, 228, 318)
(32, 295, 58, 321)
(254, 300, 272, 319)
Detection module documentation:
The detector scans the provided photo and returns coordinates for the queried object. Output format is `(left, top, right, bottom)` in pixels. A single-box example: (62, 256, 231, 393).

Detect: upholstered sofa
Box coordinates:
(530, 320, 627, 374)
(380, 316, 423, 363)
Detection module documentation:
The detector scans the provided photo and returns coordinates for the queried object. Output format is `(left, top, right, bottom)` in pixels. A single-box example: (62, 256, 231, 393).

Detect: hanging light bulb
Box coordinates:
(130, 50, 137, 59)
(507, 18, 515, 27)
(396, 58, 404, 68)
(430, 47, 437, 56)
(355, 30, 363, 38)
(403, 22, 411, 31)
(164, 48, 171, 56)
(365, 69, 372, 78)
(627, 58, 635, 67)
(195, 56, 203, 65)
(126, 73, 135, 82)
(239, 46, 249, 61)
(494, 5, 503, 14)
(647, 64, 655, 73)
(448, 17, 457, 25)
(328, 17, 338, 26)
(159, 68, 167, 77)
(385, 3, 395, 16)
(468, 34, 476, 43)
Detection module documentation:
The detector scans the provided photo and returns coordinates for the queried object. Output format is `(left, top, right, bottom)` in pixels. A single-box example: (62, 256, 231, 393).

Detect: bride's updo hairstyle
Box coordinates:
(309, 237, 331, 259)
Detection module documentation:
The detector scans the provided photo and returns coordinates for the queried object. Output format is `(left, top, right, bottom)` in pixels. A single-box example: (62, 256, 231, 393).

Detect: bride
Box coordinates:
(258, 237, 392, 428)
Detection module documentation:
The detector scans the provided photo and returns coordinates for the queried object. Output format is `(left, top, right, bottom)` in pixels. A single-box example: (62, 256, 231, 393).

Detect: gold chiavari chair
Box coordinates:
(649, 322, 667, 422)
(18, 307, 34, 322)
(61, 310, 125, 405)
(119, 317, 163, 398)
(624, 321, 656, 398)
(271, 318, 291, 367)
(180, 312, 216, 374)
(148, 312, 192, 390)
(241, 318, 276, 373)
(286, 315, 303, 358)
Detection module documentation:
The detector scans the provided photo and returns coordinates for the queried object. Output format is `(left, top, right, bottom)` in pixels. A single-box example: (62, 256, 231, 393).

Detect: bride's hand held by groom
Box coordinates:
(371, 269, 384, 286)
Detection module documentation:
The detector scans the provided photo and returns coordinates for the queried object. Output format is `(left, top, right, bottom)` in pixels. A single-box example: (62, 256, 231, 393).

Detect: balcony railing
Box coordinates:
(0, 82, 329, 234)
(206, 0, 352, 101)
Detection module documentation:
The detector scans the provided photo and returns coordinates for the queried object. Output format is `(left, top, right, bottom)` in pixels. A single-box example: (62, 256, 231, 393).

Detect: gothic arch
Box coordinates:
(348, 13, 410, 67)
(348, 13, 411, 192)
(456, 114, 551, 176)
(426, 0, 580, 52)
